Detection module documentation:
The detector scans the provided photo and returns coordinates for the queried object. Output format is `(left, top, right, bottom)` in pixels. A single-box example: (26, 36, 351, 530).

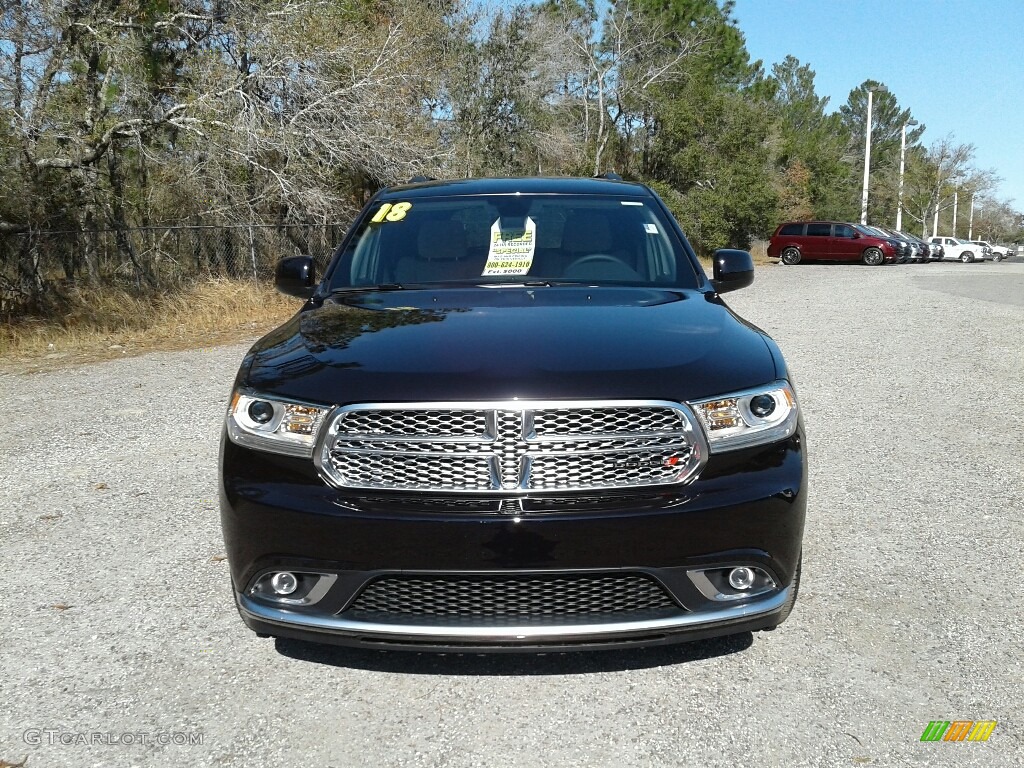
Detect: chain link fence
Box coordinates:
(0, 222, 348, 315)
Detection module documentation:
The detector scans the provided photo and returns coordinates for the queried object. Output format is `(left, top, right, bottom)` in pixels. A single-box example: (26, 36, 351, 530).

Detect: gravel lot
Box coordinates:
(1, 261, 1022, 768)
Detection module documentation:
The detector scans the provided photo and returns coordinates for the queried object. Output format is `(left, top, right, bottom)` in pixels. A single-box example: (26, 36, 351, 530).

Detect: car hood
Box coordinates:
(243, 287, 778, 404)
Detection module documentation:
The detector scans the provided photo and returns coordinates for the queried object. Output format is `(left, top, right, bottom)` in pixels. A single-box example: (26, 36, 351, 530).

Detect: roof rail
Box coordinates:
(594, 172, 623, 181)
(407, 175, 437, 184)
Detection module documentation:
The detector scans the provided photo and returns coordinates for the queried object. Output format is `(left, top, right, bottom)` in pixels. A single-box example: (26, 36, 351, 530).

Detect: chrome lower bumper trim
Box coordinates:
(237, 587, 789, 642)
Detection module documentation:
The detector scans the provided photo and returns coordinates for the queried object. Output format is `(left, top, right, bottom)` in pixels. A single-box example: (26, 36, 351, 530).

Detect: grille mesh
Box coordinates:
(337, 409, 487, 437)
(345, 573, 679, 623)
(321, 401, 703, 492)
(528, 450, 691, 490)
(328, 452, 494, 491)
(532, 407, 681, 435)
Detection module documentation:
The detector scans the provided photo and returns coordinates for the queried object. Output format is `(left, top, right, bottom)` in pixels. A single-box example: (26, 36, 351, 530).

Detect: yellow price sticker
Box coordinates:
(370, 201, 412, 223)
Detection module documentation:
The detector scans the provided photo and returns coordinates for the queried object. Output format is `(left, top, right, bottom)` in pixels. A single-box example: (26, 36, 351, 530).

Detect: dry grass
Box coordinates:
(749, 240, 773, 265)
(0, 279, 299, 374)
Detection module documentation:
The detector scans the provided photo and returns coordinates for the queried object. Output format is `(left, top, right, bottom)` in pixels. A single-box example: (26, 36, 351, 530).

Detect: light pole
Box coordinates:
(968, 194, 975, 239)
(895, 118, 918, 231)
(860, 84, 888, 225)
(952, 189, 958, 237)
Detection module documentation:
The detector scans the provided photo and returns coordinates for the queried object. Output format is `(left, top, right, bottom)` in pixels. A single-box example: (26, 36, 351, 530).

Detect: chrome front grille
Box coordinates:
(318, 400, 707, 493)
(343, 573, 680, 625)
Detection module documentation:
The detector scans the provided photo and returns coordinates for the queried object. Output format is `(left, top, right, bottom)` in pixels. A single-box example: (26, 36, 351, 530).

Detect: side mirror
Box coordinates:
(275, 255, 316, 298)
(710, 249, 754, 294)
(851, 232, 860, 239)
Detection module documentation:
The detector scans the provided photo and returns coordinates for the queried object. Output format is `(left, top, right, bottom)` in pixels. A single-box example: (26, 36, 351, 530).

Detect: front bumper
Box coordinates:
(219, 431, 807, 651)
(237, 584, 793, 651)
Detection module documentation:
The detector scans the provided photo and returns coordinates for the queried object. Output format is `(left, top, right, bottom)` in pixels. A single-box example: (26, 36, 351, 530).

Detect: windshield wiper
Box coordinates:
(472, 280, 585, 288)
(328, 283, 404, 294)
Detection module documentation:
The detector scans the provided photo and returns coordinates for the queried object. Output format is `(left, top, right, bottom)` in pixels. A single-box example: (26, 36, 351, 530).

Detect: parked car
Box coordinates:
(862, 225, 911, 263)
(970, 240, 1010, 261)
(768, 220, 897, 265)
(967, 241, 994, 261)
(929, 236, 982, 263)
(219, 175, 808, 651)
(895, 231, 934, 262)
(889, 230, 918, 262)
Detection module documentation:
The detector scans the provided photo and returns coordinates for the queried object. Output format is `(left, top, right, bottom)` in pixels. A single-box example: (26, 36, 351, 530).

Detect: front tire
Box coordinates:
(862, 247, 884, 266)
(781, 247, 801, 266)
(960, 251, 973, 263)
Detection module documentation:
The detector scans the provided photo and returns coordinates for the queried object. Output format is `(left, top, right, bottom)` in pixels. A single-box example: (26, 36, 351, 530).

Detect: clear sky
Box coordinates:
(732, 0, 1024, 210)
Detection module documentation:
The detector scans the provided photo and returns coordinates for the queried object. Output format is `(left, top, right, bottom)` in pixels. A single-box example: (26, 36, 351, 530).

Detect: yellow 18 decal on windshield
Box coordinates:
(370, 202, 412, 223)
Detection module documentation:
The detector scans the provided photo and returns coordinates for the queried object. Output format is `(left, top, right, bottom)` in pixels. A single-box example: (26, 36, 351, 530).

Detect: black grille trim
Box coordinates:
(342, 572, 681, 625)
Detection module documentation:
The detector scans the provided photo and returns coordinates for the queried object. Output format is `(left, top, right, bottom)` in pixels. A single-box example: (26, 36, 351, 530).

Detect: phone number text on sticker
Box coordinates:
(484, 261, 533, 274)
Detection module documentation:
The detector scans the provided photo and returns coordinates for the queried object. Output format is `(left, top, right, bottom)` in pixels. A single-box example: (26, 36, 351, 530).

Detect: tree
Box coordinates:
(438, 2, 590, 177)
(577, 0, 710, 175)
(647, 79, 778, 254)
(839, 80, 924, 224)
(0, 0, 212, 289)
(900, 137, 998, 238)
(767, 56, 856, 221)
(0, 0, 453, 301)
(633, 0, 752, 84)
(636, 0, 776, 252)
(775, 160, 813, 221)
(968, 196, 1019, 242)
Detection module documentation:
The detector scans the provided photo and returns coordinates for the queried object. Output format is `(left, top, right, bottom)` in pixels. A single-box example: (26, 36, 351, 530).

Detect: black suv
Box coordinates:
(219, 176, 807, 651)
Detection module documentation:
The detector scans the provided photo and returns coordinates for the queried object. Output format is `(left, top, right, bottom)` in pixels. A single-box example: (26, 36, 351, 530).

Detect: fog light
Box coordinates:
(728, 567, 755, 591)
(270, 572, 298, 595)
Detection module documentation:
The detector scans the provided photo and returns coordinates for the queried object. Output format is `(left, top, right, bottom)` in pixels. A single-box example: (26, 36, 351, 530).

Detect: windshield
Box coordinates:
(858, 225, 890, 239)
(327, 194, 701, 290)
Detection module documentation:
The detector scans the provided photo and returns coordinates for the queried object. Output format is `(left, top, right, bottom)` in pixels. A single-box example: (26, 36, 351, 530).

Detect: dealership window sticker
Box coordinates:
(482, 217, 536, 276)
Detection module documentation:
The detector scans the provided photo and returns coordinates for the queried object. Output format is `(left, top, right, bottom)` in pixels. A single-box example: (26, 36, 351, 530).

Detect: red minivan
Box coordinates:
(768, 221, 897, 266)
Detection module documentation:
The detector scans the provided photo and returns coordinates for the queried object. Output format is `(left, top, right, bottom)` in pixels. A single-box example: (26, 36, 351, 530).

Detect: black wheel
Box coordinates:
(960, 251, 973, 263)
(763, 554, 801, 630)
(862, 247, 884, 266)
(994, 254, 1002, 262)
(780, 247, 801, 266)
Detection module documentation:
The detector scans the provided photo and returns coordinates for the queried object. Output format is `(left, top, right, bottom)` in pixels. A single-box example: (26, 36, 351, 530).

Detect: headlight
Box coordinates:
(226, 391, 329, 457)
(688, 382, 799, 452)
